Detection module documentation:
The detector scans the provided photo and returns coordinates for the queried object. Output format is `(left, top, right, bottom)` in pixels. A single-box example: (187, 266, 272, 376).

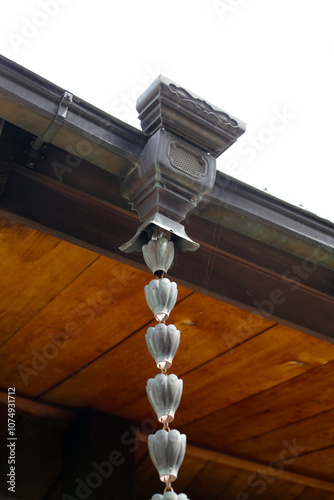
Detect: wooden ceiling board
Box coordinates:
(184, 461, 249, 499)
(178, 324, 334, 419)
(2, 219, 334, 498)
(281, 446, 334, 482)
(0, 258, 191, 396)
(115, 325, 334, 428)
(180, 360, 334, 451)
(135, 430, 334, 495)
(172, 455, 209, 494)
(227, 407, 334, 462)
(134, 449, 207, 500)
(0, 217, 97, 343)
(189, 464, 304, 500)
(41, 293, 273, 410)
(296, 487, 334, 500)
(214, 467, 260, 500)
(240, 477, 305, 500)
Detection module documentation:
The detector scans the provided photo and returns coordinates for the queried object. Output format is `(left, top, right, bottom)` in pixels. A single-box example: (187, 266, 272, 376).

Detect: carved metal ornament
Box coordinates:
(145, 278, 178, 322)
(147, 374, 183, 423)
(148, 429, 187, 482)
(151, 493, 189, 500)
(142, 236, 175, 278)
(169, 83, 238, 127)
(145, 323, 180, 370)
(136, 75, 246, 158)
(120, 75, 245, 255)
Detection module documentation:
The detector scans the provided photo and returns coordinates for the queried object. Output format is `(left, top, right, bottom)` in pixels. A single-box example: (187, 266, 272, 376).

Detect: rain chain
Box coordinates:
(142, 230, 189, 500)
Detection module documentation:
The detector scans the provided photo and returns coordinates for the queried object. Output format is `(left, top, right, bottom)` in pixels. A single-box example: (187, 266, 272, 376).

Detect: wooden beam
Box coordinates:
(136, 431, 334, 493)
(0, 389, 75, 420)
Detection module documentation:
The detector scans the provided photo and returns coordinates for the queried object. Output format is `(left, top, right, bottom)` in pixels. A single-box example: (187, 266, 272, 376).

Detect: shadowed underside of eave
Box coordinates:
(1, 220, 334, 500)
(0, 150, 333, 342)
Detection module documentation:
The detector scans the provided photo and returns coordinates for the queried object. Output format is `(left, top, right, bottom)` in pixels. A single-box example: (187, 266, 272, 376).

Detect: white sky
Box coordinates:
(1, 0, 333, 222)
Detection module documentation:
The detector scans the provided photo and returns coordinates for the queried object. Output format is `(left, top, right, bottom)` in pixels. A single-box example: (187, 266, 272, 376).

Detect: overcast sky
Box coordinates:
(1, 0, 333, 222)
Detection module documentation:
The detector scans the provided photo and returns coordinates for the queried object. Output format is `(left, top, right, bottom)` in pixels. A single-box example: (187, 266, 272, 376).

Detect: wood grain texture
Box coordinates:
(134, 448, 207, 500)
(184, 440, 334, 493)
(180, 360, 334, 451)
(117, 325, 334, 427)
(241, 476, 305, 500)
(185, 461, 247, 499)
(41, 293, 273, 410)
(136, 432, 334, 497)
(0, 258, 183, 396)
(0, 217, 97, 344)
(281, 446, 334, 482)
(228, 407, 334, 462)
(214, 467, 258, 500)
(185, 460, 305, 500)
(296, 487, 334, 500)
(2, 219, 334, 498)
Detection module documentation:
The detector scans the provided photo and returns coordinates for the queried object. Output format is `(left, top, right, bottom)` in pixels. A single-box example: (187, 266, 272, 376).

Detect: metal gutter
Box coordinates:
(1, 54, 332, 267)
(200, 172, 334, 270)
(0, 54, 147, 176)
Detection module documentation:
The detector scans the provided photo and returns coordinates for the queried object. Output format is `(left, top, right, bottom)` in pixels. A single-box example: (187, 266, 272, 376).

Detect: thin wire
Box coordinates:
(201, 177, 231, 294)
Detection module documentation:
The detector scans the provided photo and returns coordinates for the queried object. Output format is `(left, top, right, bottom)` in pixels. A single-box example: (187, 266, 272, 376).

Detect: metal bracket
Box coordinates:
(26, 90, 73, 168)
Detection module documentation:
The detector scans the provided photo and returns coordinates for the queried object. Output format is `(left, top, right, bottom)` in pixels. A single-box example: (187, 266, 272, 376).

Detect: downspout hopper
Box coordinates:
(119, 75, 246, 253)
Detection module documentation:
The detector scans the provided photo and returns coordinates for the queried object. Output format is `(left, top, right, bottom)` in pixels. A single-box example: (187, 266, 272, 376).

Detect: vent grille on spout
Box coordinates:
(169, 142, 205, 177)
